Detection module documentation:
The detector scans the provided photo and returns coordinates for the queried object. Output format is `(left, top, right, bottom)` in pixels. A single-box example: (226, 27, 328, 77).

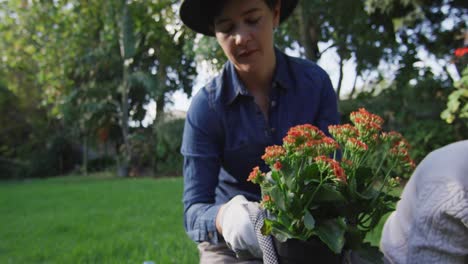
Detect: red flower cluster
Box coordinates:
(350, 108, 384, 144)
(341, 158, 354, 171)
(262, 145, 286, 164)
(247, 166, 264, 184)
(350, 108, 384, 127)
(380, 131, 403, 144)
(283, 124, 325, 145)
(273, 161, 283, 171)
(328, 124, 359, 145)
(454, 47, 468, 58)
(246, 108, 415, 252)
(345, 137, 368, 153)
(389, 140, 416, 170)
(283, 124, 338, 156)
(314, 155, 347, 183)
(261, 194, 273, 209)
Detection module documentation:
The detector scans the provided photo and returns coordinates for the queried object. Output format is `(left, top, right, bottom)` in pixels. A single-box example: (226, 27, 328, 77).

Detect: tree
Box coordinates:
(0, 0, 197, 177)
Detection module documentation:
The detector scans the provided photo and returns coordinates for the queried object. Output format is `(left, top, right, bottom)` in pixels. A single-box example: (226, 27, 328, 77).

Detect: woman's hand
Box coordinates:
(215, 195, 262, 258)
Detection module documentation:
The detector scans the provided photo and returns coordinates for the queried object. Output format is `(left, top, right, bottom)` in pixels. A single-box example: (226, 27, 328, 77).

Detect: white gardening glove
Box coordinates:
(219, 195, 262, 259)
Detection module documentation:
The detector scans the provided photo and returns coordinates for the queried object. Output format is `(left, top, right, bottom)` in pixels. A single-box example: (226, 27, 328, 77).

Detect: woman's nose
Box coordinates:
(234, 27, 251, 46)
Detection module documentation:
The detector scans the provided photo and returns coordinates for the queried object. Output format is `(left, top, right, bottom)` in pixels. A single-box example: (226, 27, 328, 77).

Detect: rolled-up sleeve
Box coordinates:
(181, 88, 224, 244)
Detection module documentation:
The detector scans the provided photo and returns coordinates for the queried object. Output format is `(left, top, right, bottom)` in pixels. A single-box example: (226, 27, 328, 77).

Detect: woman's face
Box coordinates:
(213, 0, 280, 75)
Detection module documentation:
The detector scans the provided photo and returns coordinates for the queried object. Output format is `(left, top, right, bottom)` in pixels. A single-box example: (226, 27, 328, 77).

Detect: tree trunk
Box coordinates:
(117, 1, 133, 177)
(297, 2, 319, 61)
(155, 48, 167, 124)
(119, 67, 130, 177)
(336, 55, 344, 100)
(82, 134, 88, 176)
(349, 73, 359, 99)
(152, 58, 167, 174)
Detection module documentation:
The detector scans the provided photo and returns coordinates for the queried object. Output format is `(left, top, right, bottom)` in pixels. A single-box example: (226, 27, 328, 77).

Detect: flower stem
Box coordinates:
(305, 175, 324, 210)
(370, 160, 397, 206)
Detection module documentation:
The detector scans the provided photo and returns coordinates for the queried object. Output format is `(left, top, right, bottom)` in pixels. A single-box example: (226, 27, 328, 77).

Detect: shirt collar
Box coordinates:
(224, 47, 293, 105)
(224, 62, 249, 105)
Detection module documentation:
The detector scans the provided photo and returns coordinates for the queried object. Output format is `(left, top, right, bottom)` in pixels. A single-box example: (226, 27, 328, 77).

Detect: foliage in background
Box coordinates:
(0, 1, 466, 179)
(0, 0, 195, 178)
(340, 73, 460, 163)
(441, 66, 468, 124)
(154, 118, 185, 176)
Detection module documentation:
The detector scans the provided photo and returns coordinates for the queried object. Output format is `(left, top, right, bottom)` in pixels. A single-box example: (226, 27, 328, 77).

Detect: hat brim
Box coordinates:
(180, 0, 299, 36)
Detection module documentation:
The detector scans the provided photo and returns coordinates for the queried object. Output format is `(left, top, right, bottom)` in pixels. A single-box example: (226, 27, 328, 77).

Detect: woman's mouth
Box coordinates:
(238, 49, 257, 58)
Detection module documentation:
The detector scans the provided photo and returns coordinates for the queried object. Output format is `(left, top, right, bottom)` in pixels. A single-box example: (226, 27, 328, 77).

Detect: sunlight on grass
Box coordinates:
(0, 174, 198, 263)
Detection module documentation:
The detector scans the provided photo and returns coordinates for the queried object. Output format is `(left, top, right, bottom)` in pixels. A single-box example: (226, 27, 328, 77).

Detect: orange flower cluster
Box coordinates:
(273, 161, 283, 171)
(350, 108, 384, 128)
(261, 194, 274, 209)
(389, 139, 416, 170)
(245, 108, 416, 252)
(262, 145, 286, 164)
(247, 166, 264, 184)
(283, 124, 325, 145)
(283, 124, 338, 157)
(380, 131, 403, 144)
(381, 132, 415, 170)
(350, 108, 384, 144)
(314, 155, 347, 183)
(340, 158, 354, 171)
(345, 137, 368, 153)
(328, 124, 359, 145)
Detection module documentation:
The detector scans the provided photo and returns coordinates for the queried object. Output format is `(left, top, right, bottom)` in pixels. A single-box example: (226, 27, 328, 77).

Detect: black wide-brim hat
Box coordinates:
(180, 0, 299, 36)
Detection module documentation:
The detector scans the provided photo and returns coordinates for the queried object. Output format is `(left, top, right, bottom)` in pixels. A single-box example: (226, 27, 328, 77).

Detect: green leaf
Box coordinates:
(354, 242, 384, 264)
(349, 176, 358, 199)
(304, 210, 316, 230)
(270, 221, 293, 242)
(302, 163, 320, 179)
(284, 172, 296, 191)
(314, 185, 346, 202)
(261, 219, 273, 236)
(355, 167, 373, 188)
(270, 187, 287, 211)
(270, 170, 281, 184)
(315, 218, 346, 254)
(356, 187, 377, 200)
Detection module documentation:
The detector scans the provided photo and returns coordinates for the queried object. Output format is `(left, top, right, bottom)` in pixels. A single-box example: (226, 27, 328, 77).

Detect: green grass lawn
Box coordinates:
(0, 173, 199, 264)
(0, 173, 390, 263)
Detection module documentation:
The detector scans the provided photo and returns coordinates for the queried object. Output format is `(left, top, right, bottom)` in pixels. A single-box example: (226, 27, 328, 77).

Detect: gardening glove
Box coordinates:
(219, 195, 263, 259)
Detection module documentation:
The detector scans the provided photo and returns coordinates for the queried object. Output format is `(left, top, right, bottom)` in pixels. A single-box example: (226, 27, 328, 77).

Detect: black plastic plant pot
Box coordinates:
(273, 236, 343, 264)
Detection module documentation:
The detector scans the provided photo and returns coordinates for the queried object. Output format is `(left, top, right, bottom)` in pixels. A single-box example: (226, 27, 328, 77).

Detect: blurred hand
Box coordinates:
(216, 195, 262, 258)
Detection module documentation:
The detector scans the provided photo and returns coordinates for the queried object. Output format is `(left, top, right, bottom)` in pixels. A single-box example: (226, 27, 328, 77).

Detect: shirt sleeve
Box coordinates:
(181, 87, 224, 244)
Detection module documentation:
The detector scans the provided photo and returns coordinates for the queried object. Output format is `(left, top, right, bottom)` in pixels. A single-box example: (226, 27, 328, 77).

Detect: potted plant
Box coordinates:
(248, 108, 415, 263)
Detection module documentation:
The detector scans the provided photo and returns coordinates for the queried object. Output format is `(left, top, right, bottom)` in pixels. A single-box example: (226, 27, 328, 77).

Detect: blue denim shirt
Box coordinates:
(181, 48, 340, 244)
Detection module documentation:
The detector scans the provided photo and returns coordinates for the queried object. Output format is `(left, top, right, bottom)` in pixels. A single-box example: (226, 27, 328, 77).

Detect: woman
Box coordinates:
(179, 0, 340, 262)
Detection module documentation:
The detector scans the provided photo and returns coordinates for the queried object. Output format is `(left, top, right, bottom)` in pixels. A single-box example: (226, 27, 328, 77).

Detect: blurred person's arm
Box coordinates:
(381, 140, 468, 264)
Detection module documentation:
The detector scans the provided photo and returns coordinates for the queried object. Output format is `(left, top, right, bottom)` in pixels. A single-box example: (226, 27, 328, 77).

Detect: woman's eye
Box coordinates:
(219, 25, 234, 34)
(246, 17, 261, 25)
(215, 23, 234, 34)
